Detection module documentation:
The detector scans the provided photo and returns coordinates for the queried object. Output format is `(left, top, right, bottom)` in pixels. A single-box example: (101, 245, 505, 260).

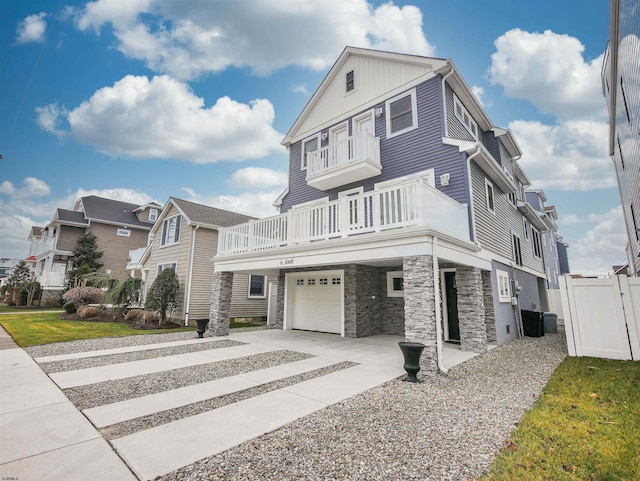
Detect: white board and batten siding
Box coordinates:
(560, 275, 640, 361)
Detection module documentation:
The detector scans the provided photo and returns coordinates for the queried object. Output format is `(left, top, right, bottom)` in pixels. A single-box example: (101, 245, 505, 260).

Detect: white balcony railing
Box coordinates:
(217, 179, 469, 256)
(37, 272, 66, 288)
(30, 238, 58, 257)
(305, 131, 381, 190)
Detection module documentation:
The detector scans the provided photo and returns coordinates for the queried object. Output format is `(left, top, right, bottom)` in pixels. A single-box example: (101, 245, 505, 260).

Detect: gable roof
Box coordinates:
(55, 209, 88, 225)
(78, 196, 154, 229)
(154, 197, 255, 233)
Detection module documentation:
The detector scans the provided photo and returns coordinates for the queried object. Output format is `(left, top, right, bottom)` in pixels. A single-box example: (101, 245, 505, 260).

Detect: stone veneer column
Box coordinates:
(457, 266, 488, 353)
(274, 270, 285, 330)
(403, 255, 438, 375)
(482, 270, 497, 343)
(209, 271, 233, 336)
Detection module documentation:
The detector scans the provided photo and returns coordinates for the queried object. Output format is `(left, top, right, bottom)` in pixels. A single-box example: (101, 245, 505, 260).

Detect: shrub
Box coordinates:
(63, 301, 77, 314)
(125, 309, 145, 321)
(62, 286, 105, 304)
(77, 305, 101, 319)
(145, 269, 180, 325)
(20, 281, 42, 306)
(142, 311, 159, 322)
(42, 296, 62, 308)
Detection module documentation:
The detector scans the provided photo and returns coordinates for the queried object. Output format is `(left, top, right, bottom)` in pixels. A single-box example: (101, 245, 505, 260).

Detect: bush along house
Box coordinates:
(209, 47, 559, 374)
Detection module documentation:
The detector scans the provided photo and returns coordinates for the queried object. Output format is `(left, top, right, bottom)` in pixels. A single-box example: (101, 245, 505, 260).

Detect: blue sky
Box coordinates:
(0, 0, 626, 274)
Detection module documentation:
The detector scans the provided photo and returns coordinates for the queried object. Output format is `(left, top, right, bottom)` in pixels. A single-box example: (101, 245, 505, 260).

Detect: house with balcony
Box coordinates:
(128, 197, 277, 326)
(28, 196, 160, 303)
(210, 47, 557, 374)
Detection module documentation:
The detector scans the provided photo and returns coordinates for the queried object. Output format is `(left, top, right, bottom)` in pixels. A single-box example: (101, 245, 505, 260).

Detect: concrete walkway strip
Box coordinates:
(34, 336, 226, 363)
(50, 342, 277, 388)
(84, 356, 340, 428)
(111, 361, 404, 481)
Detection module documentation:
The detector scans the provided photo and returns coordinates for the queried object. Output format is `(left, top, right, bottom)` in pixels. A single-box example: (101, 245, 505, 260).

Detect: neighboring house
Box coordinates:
(602, 0, 640, 276)
(28, 196, 160, 302)
(131, 197, 277, 326)
(557, 236, 571, 275)
(0, 258, 21, 287)
(209, 47, 563, 374)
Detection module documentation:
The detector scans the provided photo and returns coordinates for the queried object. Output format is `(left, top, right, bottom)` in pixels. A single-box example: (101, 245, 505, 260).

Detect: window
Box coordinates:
(512, 233, 523, 266)
(454, 94, 478, 139)
(523, 218, 530, 242)
(319, 278, 328, 285)
(161, 215, 181, 246)
(307, 278, 316, 286)
(385, 89, 418, 138)
(485, 179, 495, 214)
(346, 70, 354, 92)
(301, 135, 320, 170)
(532, 228, 542, 259)
(296, 279, 304, 286)
(496, 270, 511, 302)
(248, 274, 266, 298)
(157, 262, 176, 275)
(508, 192, 517, 206)
(149, 208, 158, 222)
(332, 277, 341, 285)
(117, 228, 131, 237)
(387, 271, 404, 297)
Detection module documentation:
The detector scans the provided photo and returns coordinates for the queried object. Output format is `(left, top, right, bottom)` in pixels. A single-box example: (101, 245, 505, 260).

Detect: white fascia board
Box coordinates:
(517, 201, 549, 231)
(541, 215, 558, 232)
(526, 188, 548, 203)
(490, 127, 523, 159)
(477, 248, 547, 278)
(512, 161, 531, 187)
(273, 188, 289, 208)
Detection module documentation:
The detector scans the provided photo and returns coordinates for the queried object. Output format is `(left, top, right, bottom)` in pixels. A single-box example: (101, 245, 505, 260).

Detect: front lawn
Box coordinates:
(0, 304, 63, 312)
(0, 312, 193, 347)
(482, 356, 640, 480)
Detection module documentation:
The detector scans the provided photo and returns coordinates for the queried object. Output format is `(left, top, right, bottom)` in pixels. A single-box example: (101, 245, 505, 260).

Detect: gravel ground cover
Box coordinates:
(159, 334, 567, 481)
(38, 339, 245, 373)
(24, 325, 267, 358)
(101, 361, 358, 440)
(65, 350, 314, 410)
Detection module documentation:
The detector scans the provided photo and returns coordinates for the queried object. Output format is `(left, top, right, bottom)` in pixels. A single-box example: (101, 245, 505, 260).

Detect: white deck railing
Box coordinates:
(29, 238, 58, 257)
(217, 179, 469, 256)
(37, 272, 66, 288)
(306, 131, 380, 178)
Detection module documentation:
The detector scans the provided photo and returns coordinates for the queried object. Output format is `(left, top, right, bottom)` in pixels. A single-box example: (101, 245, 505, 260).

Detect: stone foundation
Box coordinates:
(457, 266, 488, 353)
(482, 270, 497, 343)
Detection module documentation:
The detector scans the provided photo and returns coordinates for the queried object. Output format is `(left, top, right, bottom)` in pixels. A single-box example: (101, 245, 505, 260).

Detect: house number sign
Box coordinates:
(280, 258, 294, 266)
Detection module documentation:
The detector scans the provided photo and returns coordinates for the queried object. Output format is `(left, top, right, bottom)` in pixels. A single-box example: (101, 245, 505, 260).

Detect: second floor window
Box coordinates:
(512, 233, 523, 266)
(386, 88, 417, 138)
(346, 70, 354, 92)
(485, 179, 495, 214)
(149, 208, 158, 222)
(454, 94, 478, 139)
(532, 228, 542, 259)
(161, 215, 181, 246)
(301, 135, 319, 170)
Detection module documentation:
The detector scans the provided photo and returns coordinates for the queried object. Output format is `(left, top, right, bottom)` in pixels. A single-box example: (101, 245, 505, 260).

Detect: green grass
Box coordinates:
(0, 312, 193, 347)
(482, 356, 640, 481)
(0, 304, 63, 312)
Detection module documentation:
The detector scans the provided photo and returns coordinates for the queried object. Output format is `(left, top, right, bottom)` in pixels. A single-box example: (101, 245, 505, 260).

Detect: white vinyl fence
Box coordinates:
(559, 275, 640, 360)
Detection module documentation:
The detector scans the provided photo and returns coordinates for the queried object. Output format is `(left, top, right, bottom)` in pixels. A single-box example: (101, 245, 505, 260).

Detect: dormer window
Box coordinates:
(161, 214, 181, 246)
(346, 70, 354, 92)
(454, 94, 478, 139)
(149, 208, 158, 222)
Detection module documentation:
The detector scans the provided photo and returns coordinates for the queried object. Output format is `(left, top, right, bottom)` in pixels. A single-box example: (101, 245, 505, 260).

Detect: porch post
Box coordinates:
(457, 266, 488, 352)
(209, 271, 234, 336)
(482, 270, 497, 343)
(403, 255, 438, 375)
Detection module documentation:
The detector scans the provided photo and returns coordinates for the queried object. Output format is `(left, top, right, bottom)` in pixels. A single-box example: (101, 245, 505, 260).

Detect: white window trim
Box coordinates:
(532, 227, 542, 259)
(496, 269, 511, 303)
(523, 218, 530, 242)
(329, 120, 349, 146)
(345, 69, 356, 94)
(386, 271, 404, 297)
(157, 261, 177, 275)
(160, 214, 181, 247)
(512, 232, 523, 266)
(248, 274, 266, 299)
(453, 93, 478, 140)
(353, 109, 375, 135)
(116, 228, 131, 237)
(485, 179, 495, 215)
(149, 209, 158, 222)
(338, 187, 364, 198)
(301, 133, 321, 171)
(374, 168, 435, 190)
(385, 88, 418, 139)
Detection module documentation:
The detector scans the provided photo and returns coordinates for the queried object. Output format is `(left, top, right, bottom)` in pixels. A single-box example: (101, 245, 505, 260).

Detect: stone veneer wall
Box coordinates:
(482, 270, 497, 343)
(209, 271, 234, 336)
(379, 266, 405, 335)
(456, 266, 488, 353)
(403, 255, 438, 375)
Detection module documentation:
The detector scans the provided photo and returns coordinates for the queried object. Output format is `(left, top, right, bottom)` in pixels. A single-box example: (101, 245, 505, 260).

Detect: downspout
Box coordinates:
(466, 145, 482, 243)
(184, 224, 200, 326)
(441, 66, 455, 138)
(432, 235, 448, 374)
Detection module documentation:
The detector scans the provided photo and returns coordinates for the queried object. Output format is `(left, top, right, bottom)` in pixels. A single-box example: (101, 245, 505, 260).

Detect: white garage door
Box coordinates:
(288, 272, 343, 334)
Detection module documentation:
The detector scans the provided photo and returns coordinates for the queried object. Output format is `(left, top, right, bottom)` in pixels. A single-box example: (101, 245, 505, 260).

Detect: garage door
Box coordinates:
(288, 272, 343, 334)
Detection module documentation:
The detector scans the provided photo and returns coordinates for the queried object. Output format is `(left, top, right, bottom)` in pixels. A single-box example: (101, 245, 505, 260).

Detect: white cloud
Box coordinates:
(16, 12, 47, 44)
(73, 0, 435, 79)
(570, 206, 628, 274)
(489, 29, 605, 121)
(36, 75, 285, 163)
(291, 84, 309, 95)
(226, 167, 288, 189)
(182, 188, 281, 219)
(0, 178, 51, 199)
(510, 119, 615, 191)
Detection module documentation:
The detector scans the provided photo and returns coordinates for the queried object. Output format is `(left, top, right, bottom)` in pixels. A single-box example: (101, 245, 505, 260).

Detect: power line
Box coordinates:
(0, 206, 33, 228)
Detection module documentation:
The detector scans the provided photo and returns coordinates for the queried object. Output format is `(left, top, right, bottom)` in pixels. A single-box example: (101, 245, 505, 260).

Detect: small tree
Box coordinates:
(67, 232, 104, 288)
(21, 281, 41, 307)
(145, 269, 179, 325)
(5, 260, 32, 305)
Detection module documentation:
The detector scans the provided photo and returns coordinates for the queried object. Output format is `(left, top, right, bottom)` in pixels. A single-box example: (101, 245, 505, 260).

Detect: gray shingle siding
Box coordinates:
(484, 131, 501, 165)
(281, 76, 471, 213)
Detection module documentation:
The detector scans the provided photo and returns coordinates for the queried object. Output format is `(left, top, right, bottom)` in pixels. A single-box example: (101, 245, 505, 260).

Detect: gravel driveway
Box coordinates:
(158, 333, 567, 481)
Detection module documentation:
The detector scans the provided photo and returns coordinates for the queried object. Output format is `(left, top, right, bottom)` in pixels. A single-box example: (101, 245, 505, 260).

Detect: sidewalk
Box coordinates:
(0, 326, 136, 481)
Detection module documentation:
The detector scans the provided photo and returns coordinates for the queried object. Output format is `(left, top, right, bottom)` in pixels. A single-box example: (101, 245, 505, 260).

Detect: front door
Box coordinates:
(445, 271, 460, 342)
